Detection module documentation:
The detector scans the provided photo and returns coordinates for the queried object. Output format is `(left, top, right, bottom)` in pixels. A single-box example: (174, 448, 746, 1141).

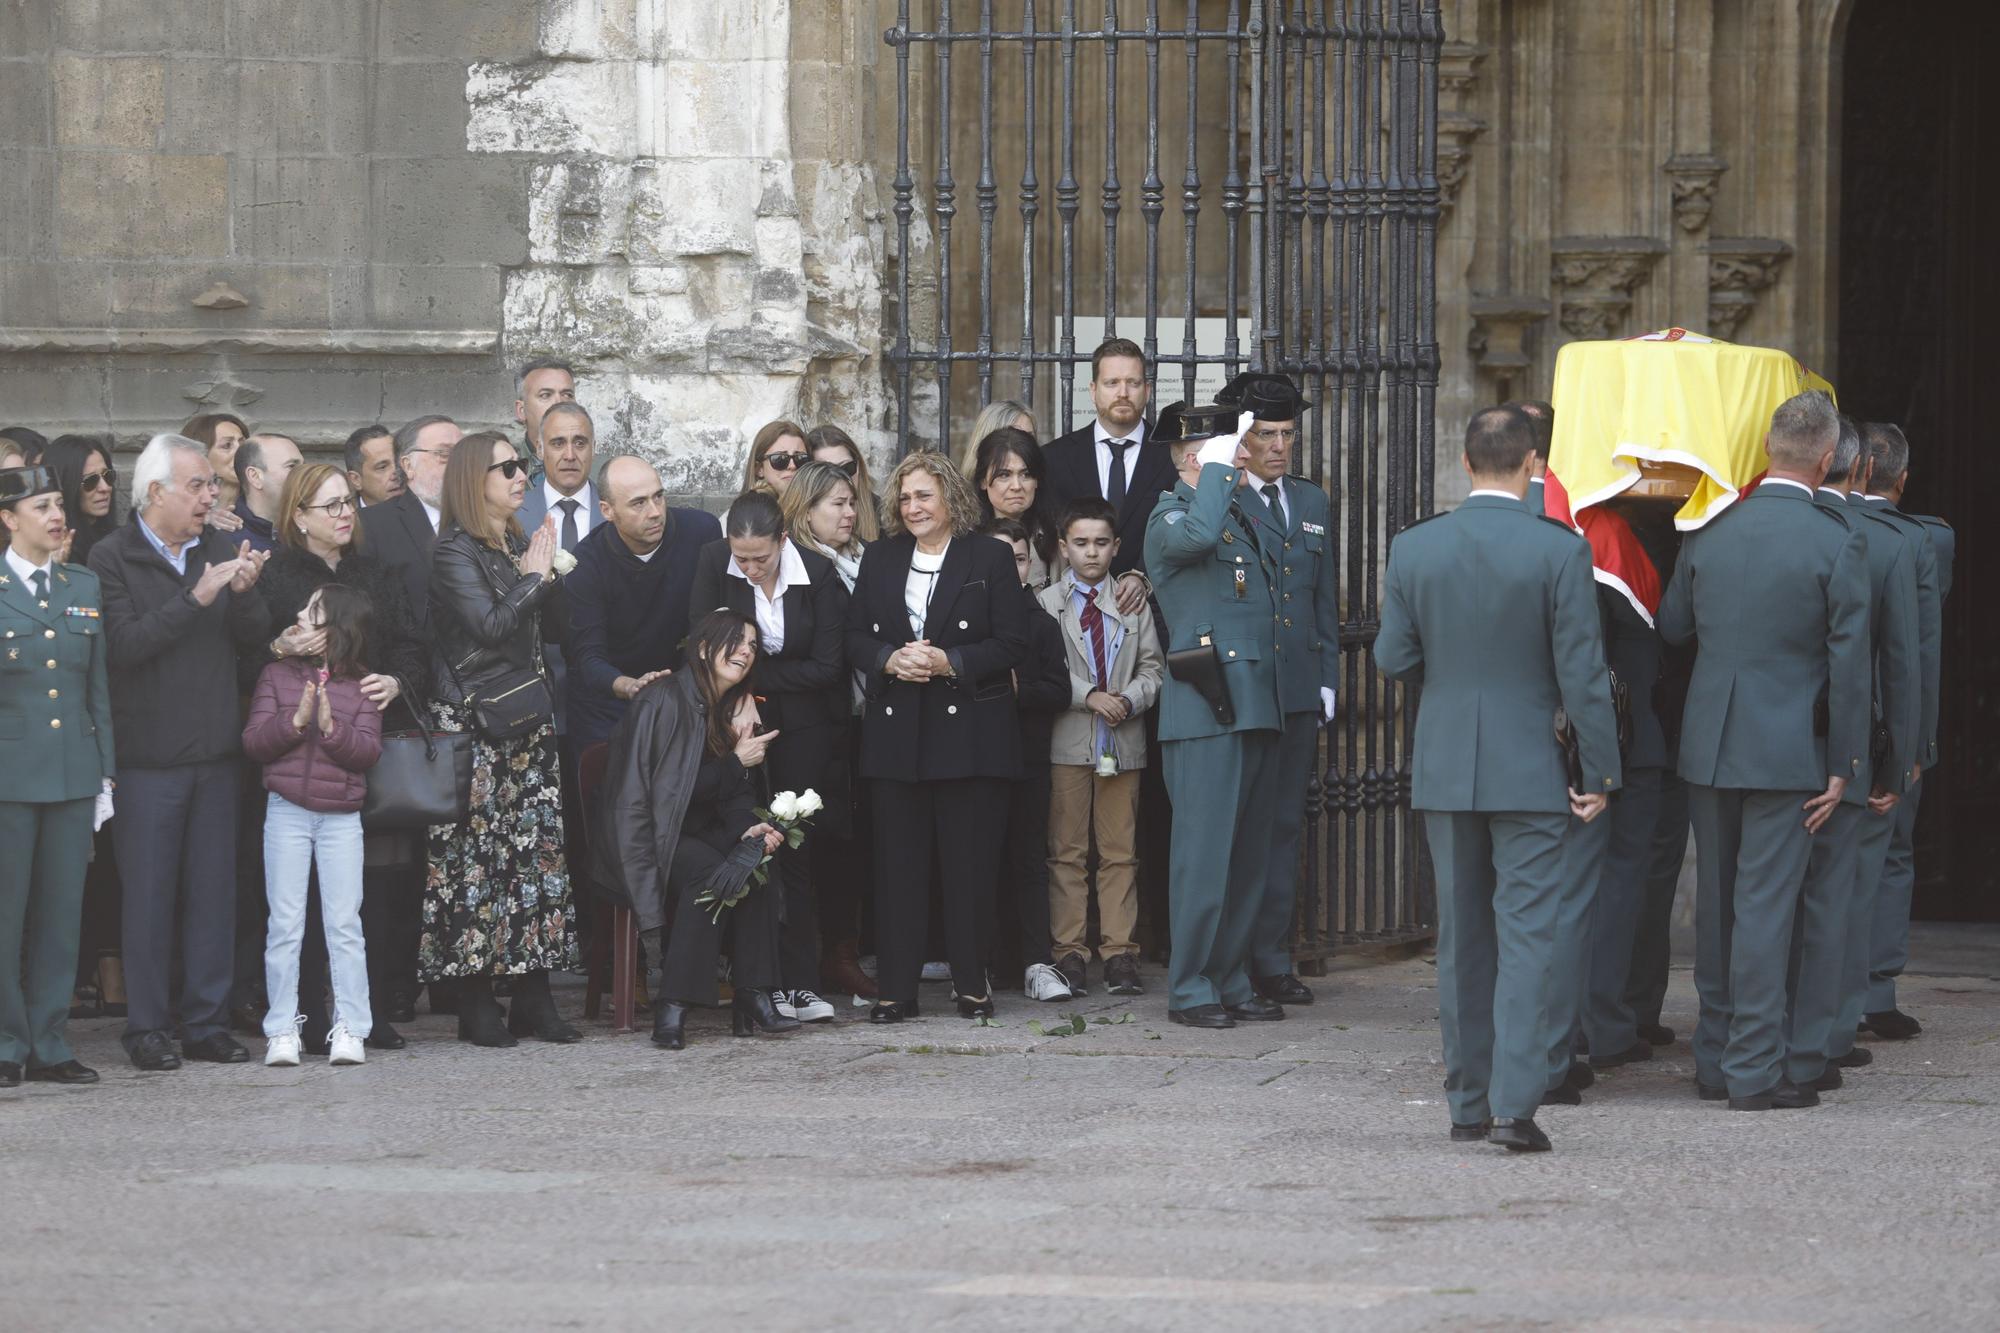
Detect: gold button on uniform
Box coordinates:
(50, 718, 61, 729)
(45, 659, 56, 669)
(48, 688, 59, 699)
(44, 629, 55, 639)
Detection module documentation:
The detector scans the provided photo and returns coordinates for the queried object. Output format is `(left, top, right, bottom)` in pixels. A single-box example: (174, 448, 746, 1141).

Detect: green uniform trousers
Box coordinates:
(1161, 730, 1282, 1012)
(0, 798, 95, 1068)
(1838, 804, 1898, 1052)
(1584, 766, 1665, 1057)
(1547, 807, 1611, 1085)
(1689, 785, 1815, 1097)
(1866, 778, 1922, 1012)
(1249, 713, 1321, 979)
(1425, 809, 1568, 1124)
(1784, 801, 1861, 1086)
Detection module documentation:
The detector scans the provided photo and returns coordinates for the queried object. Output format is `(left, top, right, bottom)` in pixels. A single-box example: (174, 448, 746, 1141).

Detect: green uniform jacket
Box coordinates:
(1375, 493, 1620, 813)
(1144, 463, 1284, 742)
(1658, 484, 1870, 790)
(1861, 498, 1950, 767)
(1245, 477, 1341, 716)
(0, 561, 114, 802)
(1821, 490, 1920, 799)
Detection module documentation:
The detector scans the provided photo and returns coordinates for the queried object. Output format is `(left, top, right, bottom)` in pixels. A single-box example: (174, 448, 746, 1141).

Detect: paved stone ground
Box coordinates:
(5, 925, 1996, 1332)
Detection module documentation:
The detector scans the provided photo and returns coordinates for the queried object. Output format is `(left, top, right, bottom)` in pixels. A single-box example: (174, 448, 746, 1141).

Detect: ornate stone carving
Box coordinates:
(1663, 154, 1728, 233)
(1435, 42, 1486, 219)
(1467, 297, 1552, 372)
(1549, 237, 1667, 340)
(1704, 237, 1793, 340)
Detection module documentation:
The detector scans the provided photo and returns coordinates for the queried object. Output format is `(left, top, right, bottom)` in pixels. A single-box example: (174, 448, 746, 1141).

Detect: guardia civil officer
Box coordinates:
(0, 466, 115, 1088)
(1783, 418, 1919, 1094)
(1854, 421, 1952, 1042)
(1375, 405, 1620, 1153)
(1212, 373, 1340, 1007)
(1144, 408, 1286, 1029)
(1657, 390, 1870, 1111)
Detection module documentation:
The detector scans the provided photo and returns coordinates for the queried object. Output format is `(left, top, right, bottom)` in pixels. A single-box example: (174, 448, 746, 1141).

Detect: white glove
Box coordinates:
(1194, 411, 1257, 470)
(94, 780, 115, 832)
(1320, 687, 1337, 725)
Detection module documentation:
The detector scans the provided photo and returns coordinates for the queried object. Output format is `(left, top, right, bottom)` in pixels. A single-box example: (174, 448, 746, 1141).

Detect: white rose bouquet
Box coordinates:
(550, 547, 578, 576)
(696, 788, 822, 924)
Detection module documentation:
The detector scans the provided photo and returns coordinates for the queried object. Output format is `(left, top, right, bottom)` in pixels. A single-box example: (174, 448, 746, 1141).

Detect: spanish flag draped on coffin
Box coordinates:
(1541, 327, 1837, 624)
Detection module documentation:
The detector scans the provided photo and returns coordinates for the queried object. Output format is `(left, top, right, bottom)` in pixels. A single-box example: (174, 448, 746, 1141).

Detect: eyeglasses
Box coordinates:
(185, 476, 222, 495)
(303, 496, 357, 517)
(81, 468, 113, 491)
(488, 459, 527, 480)
(405, 448, 453, 462)
(764, 451, 811, 473)
(826, 458, 859, 479)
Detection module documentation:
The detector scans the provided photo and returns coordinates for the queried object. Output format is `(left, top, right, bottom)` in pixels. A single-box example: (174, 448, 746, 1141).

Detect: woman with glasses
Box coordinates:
(743, 419, 813, 497)
(805, 424, 881, 542)
(253, 463, 430, 1051)
(422, 432, 579, 1048)
(40, 435, 119, 577)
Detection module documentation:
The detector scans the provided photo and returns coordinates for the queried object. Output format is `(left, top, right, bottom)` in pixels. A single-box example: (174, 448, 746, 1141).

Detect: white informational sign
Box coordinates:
(1067, 315, 1253, 424)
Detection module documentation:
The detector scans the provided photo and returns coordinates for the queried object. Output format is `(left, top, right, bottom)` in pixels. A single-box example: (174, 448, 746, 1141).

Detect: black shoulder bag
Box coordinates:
(361, 677, 474, 829)
(445, 554, 556, 743)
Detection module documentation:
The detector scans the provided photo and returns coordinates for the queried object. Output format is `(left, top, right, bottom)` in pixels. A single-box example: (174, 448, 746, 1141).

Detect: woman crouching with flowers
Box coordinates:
(591, 610, 798, 1050)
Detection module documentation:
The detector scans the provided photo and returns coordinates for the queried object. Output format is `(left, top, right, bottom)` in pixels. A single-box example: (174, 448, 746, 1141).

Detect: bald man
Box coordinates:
(565, 456, 722, 749)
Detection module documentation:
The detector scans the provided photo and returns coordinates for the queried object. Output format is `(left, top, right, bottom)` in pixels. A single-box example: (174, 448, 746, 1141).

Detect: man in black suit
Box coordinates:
(359, 415, 461, 628)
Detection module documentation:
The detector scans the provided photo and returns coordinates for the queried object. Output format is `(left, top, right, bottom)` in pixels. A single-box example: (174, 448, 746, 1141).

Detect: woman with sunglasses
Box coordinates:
(40, 435, 119, 577)
(806, 424, 881, 542)
(744, 419, 813, 497)
(255, 463, 430, 1051)
(423, 432, 579, 1048)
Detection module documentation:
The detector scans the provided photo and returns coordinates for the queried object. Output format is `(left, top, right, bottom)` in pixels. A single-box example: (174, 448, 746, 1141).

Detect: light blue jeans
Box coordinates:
(262, 792, 371, 1039)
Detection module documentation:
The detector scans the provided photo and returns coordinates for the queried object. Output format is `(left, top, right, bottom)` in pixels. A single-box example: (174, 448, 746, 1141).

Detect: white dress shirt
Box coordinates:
(420, 498, 441, 533)
(1466, 488, 1524, 501)
(729, 539, 811, 654)
(1761, 477, 1815, 497)
(5, 545, 52, 593)
(1093, 420, 1147, 500)
(905, 542, 948, 638)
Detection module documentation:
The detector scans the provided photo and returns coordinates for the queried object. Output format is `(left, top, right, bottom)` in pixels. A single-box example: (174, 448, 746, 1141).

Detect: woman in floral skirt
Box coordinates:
(422, 431, 579, 1048)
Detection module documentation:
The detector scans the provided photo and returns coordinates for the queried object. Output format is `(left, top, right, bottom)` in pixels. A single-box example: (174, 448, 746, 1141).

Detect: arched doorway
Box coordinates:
(1836, 0, 2000, 921)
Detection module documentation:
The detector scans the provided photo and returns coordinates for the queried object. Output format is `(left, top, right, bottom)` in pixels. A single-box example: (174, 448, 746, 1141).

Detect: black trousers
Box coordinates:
(809, 727, 872, 955)
(74, 825, 123, 987)
(995, 762, 1054, 973)
(115, 760, 239, 1046)
(872, 777, 1008, 1004)
(231, 761, 268, 1003)
(1626, 769, 1690, 1028)
(1137, 708, 1173, 960)
(660, 826, 783, 1006)
(766, 721, 841, 991)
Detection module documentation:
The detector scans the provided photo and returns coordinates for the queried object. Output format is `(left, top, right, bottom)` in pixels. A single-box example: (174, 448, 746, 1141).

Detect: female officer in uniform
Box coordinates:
(0, 465, 115, 1087)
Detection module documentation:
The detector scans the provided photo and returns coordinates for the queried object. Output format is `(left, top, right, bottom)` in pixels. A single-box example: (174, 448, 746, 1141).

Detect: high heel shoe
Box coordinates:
(652, 1001, 689, 1050)
(869, 998, 921, 1024)
(955, 994, 995, 1020)
(506, 970, 581, 1043)
(731, 988, 802, 1037)
(455, 978, 518, 1048)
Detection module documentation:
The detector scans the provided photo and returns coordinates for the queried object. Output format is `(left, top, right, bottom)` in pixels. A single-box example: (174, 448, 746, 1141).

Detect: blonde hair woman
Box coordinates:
(957, 399, 1037, 475)
(743, 419, 812, 496)
(806, 424, 881, 542)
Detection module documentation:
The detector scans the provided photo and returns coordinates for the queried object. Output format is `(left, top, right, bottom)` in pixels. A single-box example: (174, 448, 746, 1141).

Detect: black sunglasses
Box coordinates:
(487, 458, 527, 480)
(764, 451, 811, 473)
(827, 458, 859, 478)
(81, 468, 114, 491)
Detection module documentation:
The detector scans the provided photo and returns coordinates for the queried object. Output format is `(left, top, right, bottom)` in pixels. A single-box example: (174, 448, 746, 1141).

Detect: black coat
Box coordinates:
(686, 539, 851, 733)
(844, 532, 1027, 782)
(358, 491, 438, 629)
(254, 546, 429, 699)
(1016, 589, 1071, 764)
(88, 517, 269, 769)
(426, 525, 567, 707)
(1041, 422, 1176, 578)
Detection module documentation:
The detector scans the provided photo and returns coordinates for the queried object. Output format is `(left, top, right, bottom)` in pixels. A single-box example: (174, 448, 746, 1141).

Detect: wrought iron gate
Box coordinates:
(884, 1, 1442, 954)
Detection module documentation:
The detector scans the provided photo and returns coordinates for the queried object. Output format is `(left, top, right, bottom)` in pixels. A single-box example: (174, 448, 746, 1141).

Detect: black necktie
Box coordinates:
(557, 498, 580, 553)
(32, 568, 49, 605)
(1261, 482, 1284, 529)
(1106, 439, 1131, 511)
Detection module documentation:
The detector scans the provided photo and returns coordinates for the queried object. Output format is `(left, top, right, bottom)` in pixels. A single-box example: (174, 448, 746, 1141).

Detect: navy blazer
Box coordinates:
(1040, 421, 1176, 578)
(357, 490, 439, 629)
(686, 538, 851, 733)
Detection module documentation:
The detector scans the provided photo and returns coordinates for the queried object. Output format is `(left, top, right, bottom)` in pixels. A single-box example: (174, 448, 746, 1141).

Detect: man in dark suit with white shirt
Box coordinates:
(359, 414, 460, 629)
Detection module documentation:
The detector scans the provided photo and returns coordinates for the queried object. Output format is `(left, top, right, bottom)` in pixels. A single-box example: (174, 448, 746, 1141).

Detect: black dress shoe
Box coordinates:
(732, 988, 801, 1036)
(1696, 1080, 1727, 1101)
(454, 978, 517, 1048)
(1225, 996, 1285, 1022)
(1539, 1084, 1582, 1107)
(1590, 1041, 1653, 1069)
(0, 1061, 19, 1088)
(652, 1001, 689, 1049)
(365, 1022, 406, 1051)
(1168, 1004, 1236, 1029)
(1449, 1120, 1489, 1142)
(954, 994, 996, 1019)
(868, 1000, 910, 1025)
(1810, 1065, 1843, 1091)
(182, 1032, 250, 1063)
(1728, 1079, 1819, 1111)
(1637, 1022, 1676, 1047)
(1252, 972, 1315, 1005)
(383, 989, 417, 1025)
(127, 1031, 182, 1071)
(1863, 1008, 1921, 1040)
(26, 1059, 99, 1085)
(507, 971, 582, 1044)
(1488, 1117, 1552, 1152)
(1833, 1046, 1874, 1068)
(1562, 1061, 1596, 1091)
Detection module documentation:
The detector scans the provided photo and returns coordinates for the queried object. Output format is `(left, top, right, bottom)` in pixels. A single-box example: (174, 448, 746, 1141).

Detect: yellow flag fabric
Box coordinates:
(1548, 329, 1836, 529)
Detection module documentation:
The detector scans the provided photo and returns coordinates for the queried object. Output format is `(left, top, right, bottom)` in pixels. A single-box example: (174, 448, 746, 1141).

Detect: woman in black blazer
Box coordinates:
(688, 490, 850, 1020)
(845, 452, 1028, 1022)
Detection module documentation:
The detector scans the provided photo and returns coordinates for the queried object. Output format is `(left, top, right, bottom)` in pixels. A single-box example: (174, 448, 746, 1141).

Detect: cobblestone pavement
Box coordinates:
(5, 926, 1996, 1332)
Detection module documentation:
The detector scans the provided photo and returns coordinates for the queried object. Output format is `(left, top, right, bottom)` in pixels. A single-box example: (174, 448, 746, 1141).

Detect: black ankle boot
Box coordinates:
(652, 1001, 689, 1050)
(506, 970, 581, 1044)
(455, 977, 518, 1048)
(732, 988, 802, 1037)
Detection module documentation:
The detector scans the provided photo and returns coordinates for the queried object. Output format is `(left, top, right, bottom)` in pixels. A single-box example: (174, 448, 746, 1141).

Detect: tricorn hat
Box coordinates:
(1151, 401, 1239, 446)
(1215, 371, 1310, 421)
(0, 465, 57, 509)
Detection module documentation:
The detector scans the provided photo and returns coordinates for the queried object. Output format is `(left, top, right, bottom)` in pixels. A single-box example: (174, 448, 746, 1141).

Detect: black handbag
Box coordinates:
(441, 553, 556, 743)
(362, 680, 473, 829)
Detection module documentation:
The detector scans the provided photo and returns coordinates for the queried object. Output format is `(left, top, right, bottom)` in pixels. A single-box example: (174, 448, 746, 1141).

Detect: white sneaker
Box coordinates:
(772, 991, 799, 1020)
(791, 989, 836, 1022)
(328, 1023, 366, 1066)
(921, 961, 952, 982)
(1024, 962, 1074, 1003)
(264, 1032, 301, 1067)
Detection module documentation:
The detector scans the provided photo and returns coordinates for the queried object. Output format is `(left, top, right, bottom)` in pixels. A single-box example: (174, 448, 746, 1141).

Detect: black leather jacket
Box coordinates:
(427, 524, 567, 706)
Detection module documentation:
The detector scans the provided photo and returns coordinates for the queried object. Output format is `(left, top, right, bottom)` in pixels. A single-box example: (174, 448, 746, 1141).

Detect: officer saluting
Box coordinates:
(1145, 405, 1286, 1029)
(1376, 405, 1620, 1154)
(0, 466, 115, 1088)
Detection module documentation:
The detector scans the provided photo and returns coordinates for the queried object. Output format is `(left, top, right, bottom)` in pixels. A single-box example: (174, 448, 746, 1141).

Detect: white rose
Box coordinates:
(769, 790, 800, 822)
(796, 789, 824, 817)
(550, 547, 577, 576)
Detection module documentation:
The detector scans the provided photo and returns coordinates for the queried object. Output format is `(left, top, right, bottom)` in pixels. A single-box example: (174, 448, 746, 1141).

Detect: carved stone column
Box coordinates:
(1549, 237, 1668, 341)
(1704, 238, 1793, 342)
(1467, 297, 1552, 403)
(1437, 40, 1486, 219)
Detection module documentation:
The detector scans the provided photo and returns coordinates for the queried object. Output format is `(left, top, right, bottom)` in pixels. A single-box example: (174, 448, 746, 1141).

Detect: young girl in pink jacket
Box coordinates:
(242, 586, 384, 1067)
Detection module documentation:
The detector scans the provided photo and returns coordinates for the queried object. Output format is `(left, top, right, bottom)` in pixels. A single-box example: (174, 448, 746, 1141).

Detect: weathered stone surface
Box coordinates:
(660, 58, 789, 159)
(502, 264, 708, 371)
(0, 59, 50, 148)
(55, 153, 229, 259)
(535, 0, 643, 61)
(374, 0, 539, 61)
(231, 157, 372, 263)
(369, 157, 530, 267)
(58, 0, 227, 53)
(234, 62, 351, 156)
(154, 57, 244, 154)
(0, 153, 56, 263)
(367, 60, 473, 158)
(52, 53, 163, 149)
(0, 0, 56, 53)
(225, 0, 370, 60)
(466, 58, 636, 158)
(658, 0, 790, 62)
